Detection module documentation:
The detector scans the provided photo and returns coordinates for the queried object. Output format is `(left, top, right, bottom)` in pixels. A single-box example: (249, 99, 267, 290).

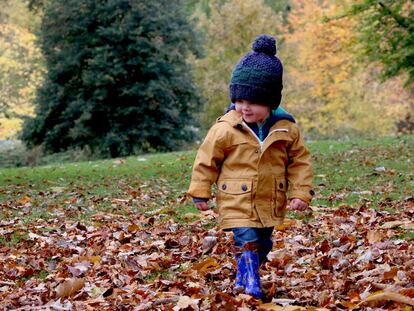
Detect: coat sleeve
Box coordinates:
(286, 126, 314, 204)
(187, 124, 226, 199)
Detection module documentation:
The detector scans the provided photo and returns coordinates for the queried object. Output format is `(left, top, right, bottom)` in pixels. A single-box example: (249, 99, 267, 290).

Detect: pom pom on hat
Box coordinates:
(229, 34, 283, 108)
(252, 34, 276, 56)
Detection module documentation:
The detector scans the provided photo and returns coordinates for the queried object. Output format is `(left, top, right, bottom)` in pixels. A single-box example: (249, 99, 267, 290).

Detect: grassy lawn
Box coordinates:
(0, 150, 198, 223)
(1, 135, 413, 224)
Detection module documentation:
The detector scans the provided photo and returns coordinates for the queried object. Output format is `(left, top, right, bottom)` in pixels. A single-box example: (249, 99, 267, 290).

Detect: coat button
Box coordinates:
(279, 183, 284, 189)
(241, 184, 248, 191)
(255, 149, 259, 153)
(222, 184, 227, 190)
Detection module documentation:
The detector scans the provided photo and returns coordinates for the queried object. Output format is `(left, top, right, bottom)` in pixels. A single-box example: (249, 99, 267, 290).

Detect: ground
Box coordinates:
(0, 136, 413, 310)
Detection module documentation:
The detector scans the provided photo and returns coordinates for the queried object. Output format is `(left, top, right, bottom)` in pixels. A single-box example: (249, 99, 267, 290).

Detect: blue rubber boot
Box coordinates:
(243, 250, 262, 299)
(234, 253, 247, 290)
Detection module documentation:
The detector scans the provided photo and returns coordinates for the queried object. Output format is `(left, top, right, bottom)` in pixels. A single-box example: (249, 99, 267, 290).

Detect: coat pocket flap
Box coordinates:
(275, 177, 288, 192)
(218, 180, 252, 195)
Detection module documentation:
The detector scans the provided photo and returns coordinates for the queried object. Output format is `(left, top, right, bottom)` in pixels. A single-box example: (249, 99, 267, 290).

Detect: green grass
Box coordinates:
(309, 135, 414, 209)
(0, 135, 413, 224)
(0, 150, 199, 223)
(0, 230, 29, 247)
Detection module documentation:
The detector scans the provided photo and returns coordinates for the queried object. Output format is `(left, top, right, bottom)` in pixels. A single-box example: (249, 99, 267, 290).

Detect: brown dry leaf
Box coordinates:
(258, 303, 329, 311)
(202, 236, 217, 253)
(18, 196, 31, 205)
(360, 290, 414, 307)
(173, 295, 200, 311)
(382, 267, 398, 281)
(55, 278, 85, 298)
(367, 230, 383, 243)
(400, 288, 414, 298)
(86, 256, 101, 265)
(401, 222, 414, 230)
(191, 257, 220, 274)
(275, 224, 289, 231)
(127, 223, 140, 233)
(381, 221, 405, 229)
(259, 303, 305, 310)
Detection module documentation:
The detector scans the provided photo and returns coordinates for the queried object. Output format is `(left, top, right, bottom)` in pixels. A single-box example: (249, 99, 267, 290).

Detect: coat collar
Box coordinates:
(217, 109, 294, 130)
(217, 110, 294, 153)
(217, 110, 243, 128)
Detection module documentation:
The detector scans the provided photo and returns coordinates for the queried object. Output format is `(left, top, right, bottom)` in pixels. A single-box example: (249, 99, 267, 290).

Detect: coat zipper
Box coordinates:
(242, 121, 289, 152)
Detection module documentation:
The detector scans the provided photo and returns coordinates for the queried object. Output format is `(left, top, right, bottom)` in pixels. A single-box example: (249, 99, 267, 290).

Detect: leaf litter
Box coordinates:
(0, 196, 413, 310)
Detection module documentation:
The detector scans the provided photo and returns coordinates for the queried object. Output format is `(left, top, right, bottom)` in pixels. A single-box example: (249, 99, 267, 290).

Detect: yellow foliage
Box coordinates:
(282, 0, 413, 137)
(0, 23, 44, 139)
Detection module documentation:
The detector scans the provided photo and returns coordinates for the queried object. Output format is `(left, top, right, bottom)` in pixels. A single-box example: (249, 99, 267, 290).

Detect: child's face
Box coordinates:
(234, 100, 271, 124)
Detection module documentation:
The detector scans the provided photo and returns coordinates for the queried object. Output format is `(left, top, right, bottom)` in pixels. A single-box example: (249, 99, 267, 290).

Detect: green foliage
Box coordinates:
(264, 0, 291, 19)
(22, 0, 203, 157)
(347, 0, 414, 86)
(184, 0, 211, 16)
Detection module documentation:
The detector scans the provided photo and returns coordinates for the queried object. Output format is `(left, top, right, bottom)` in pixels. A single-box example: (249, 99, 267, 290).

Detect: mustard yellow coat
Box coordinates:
(188, 110, 313, 230)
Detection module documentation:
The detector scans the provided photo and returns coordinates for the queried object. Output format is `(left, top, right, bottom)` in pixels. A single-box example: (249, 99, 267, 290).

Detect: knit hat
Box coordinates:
(229, 34, 283, 108)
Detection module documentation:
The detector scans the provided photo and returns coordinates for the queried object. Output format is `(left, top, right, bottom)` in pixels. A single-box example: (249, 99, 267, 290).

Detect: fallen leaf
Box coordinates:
(381, 221, 406, 229)
(18, 196, 31, 205)
(360, 291, 414, 307)
(258, 303, 329, 311)
(127, 223, 140, 233)
(367, 230, 383, 243)
(191, 257, 220, 274)
(401, 222, 414, 230)
(202, 236, 217, 253)
(173, 295, 200, 311)
(55, 278, 85, 298)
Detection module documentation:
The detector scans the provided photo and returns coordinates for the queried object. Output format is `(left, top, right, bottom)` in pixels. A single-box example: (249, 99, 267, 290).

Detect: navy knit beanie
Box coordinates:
(229, 34, 283, 108)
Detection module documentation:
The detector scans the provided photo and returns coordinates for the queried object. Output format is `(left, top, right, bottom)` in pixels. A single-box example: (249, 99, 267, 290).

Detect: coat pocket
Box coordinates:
(217, 179, 253, 219)
(273, 177, 288, 218)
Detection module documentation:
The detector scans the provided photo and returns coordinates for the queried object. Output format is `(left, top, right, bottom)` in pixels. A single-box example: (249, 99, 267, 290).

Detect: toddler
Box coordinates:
(188, 34, 313, 299)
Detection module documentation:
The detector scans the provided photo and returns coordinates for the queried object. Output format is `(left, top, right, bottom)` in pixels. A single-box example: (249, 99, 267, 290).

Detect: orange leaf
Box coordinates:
(127, 224, 140, 233)
(191, 257, 219, 273)
(400, 288, 414, 298)
(18, 196, 31, 205)
(383, 267, 398, 281)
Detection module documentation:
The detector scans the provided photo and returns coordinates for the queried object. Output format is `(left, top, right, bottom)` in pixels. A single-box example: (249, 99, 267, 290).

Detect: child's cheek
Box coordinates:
(235, 108, 243, 117)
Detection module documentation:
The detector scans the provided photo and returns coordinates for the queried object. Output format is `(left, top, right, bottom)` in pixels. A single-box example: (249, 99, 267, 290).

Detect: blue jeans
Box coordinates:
(232, 227, 274, 263)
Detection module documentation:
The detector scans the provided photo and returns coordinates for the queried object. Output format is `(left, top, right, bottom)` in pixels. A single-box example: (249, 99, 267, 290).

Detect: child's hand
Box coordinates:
(195, 201, 210, 211)
(287, 198, 308, 211)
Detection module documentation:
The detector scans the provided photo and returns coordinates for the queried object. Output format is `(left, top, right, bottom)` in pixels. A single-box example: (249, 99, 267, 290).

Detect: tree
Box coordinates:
(22, 0, 202, 157)
(344, 0, 414, 133)
(345, 0, 414, 86)
(193, 0, 284, 128)
(283, 0, 413, 137)
(0, 0, 44, 139)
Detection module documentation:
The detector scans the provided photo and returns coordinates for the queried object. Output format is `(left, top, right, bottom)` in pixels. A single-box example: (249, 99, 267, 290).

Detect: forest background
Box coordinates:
(0, 0, 413, 162)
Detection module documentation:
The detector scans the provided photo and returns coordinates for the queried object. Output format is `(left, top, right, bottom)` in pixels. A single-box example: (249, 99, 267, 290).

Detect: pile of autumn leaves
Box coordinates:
(1, 198, 414, 310)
